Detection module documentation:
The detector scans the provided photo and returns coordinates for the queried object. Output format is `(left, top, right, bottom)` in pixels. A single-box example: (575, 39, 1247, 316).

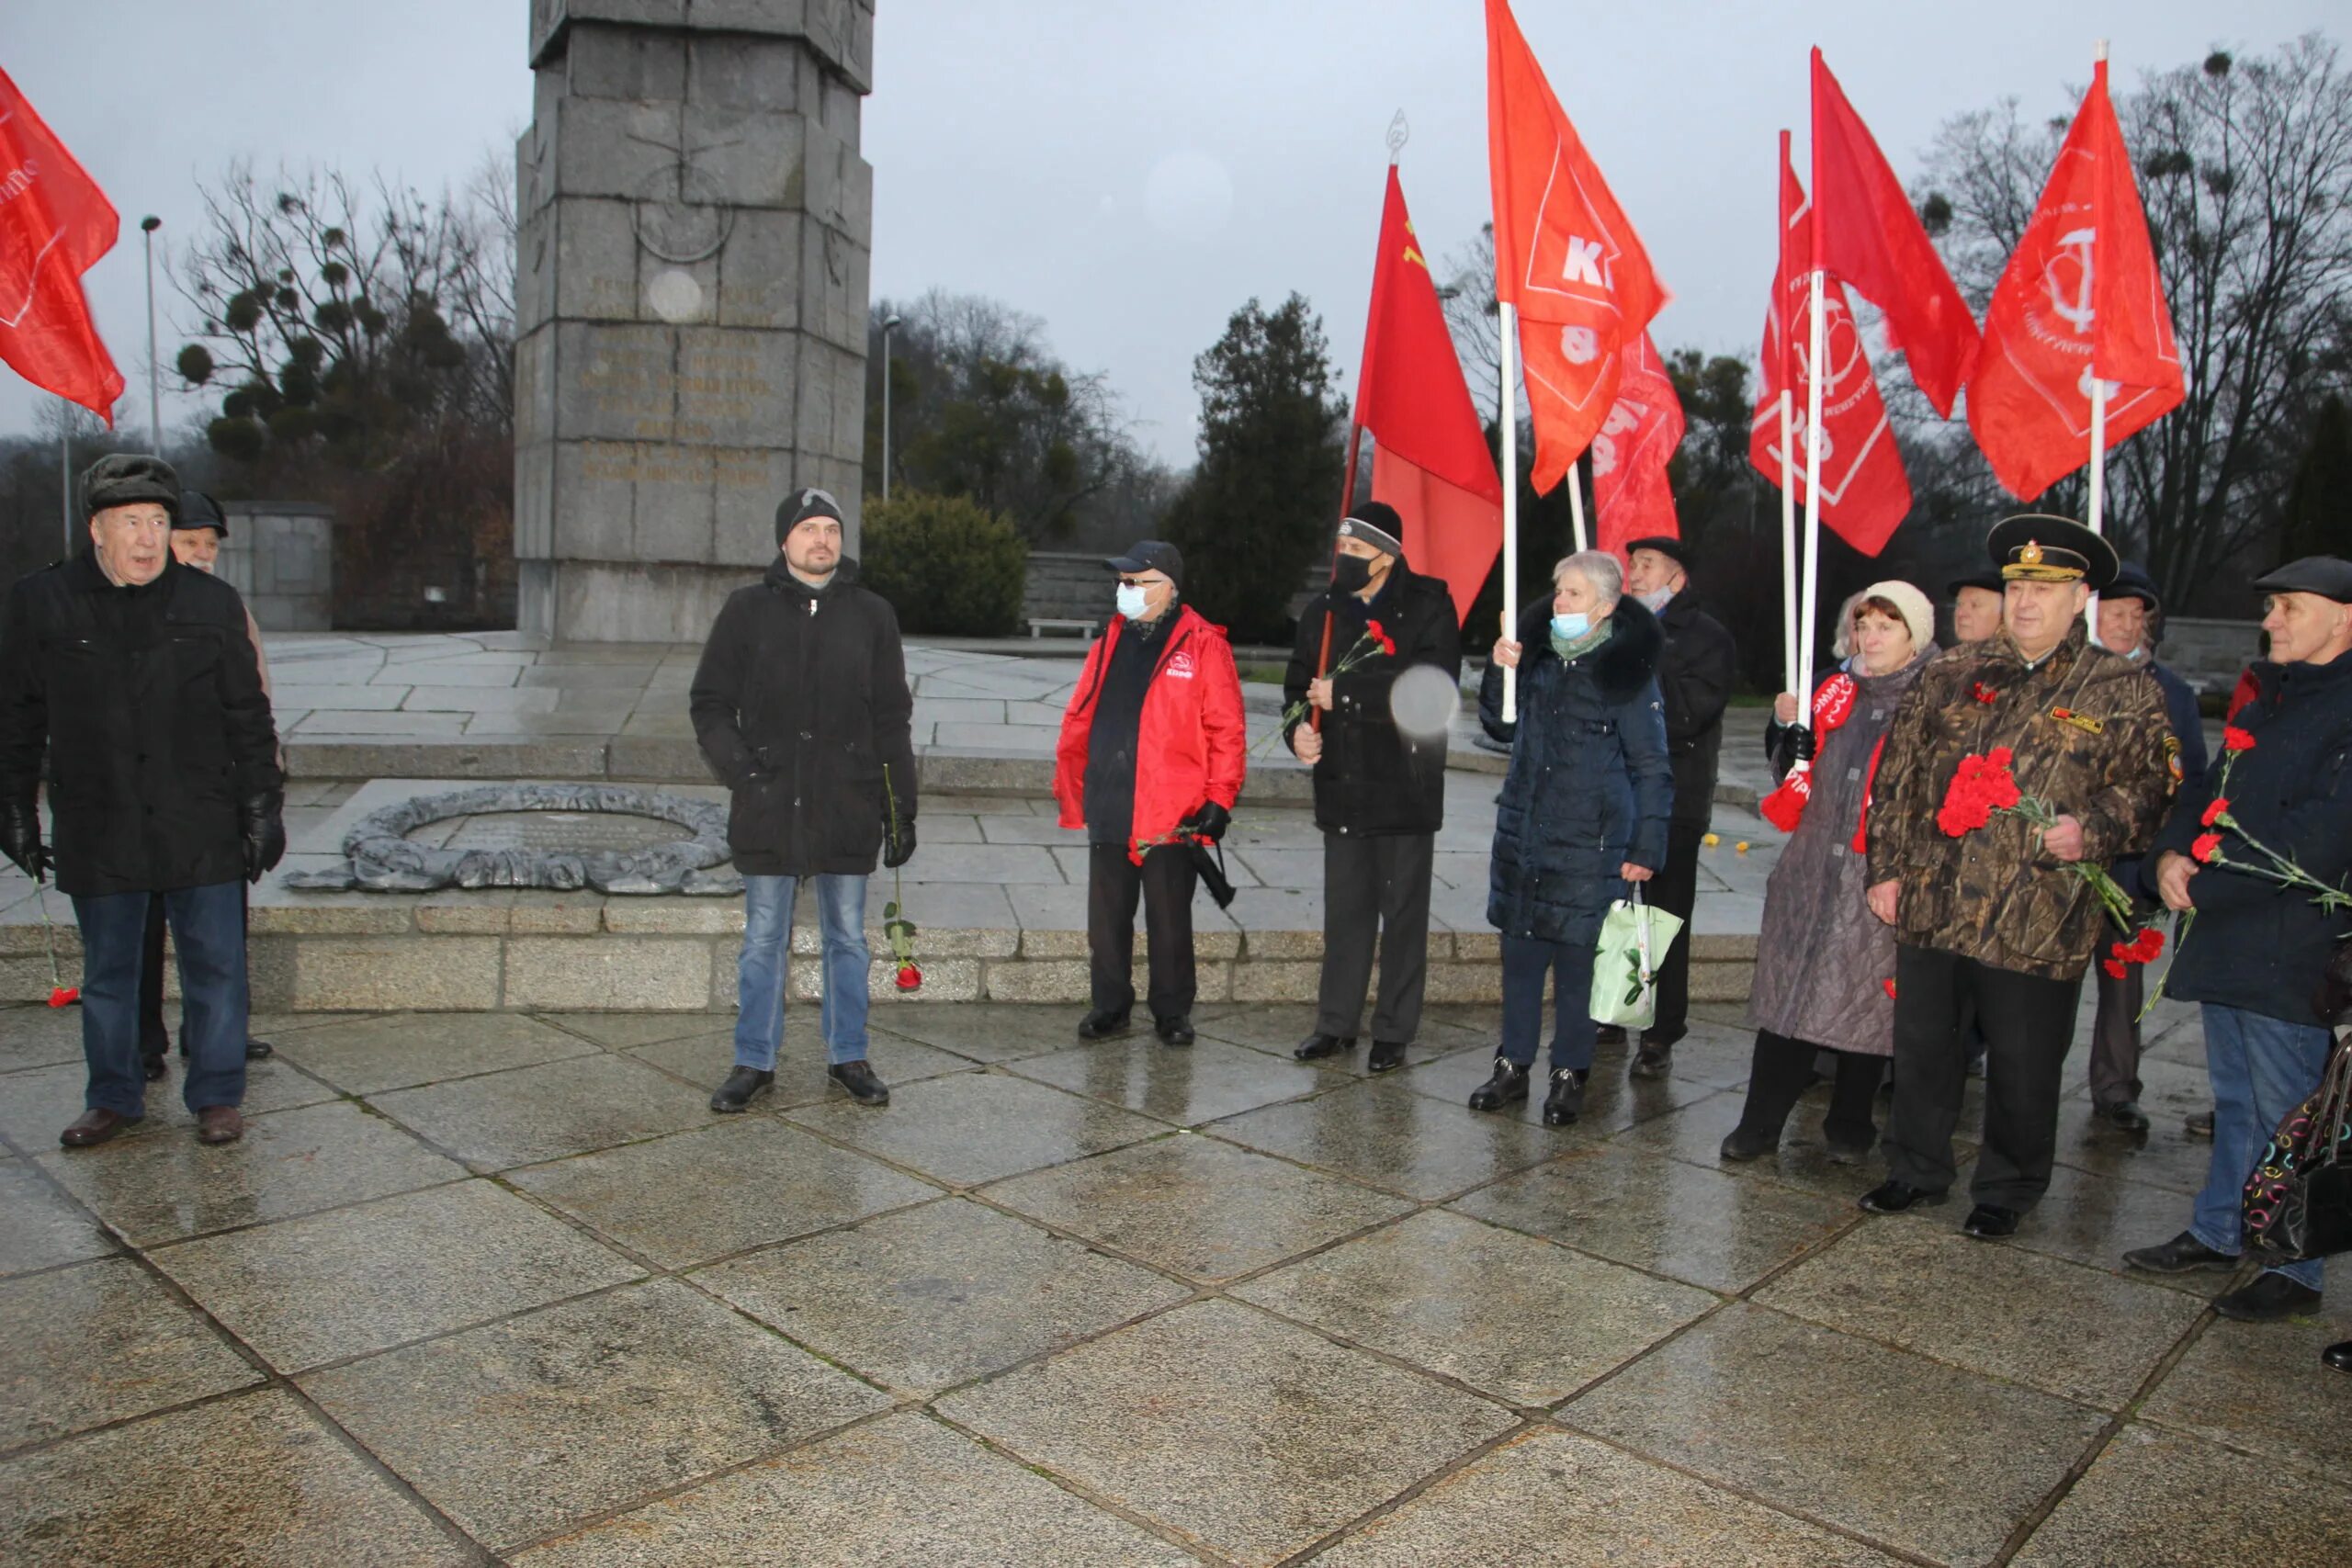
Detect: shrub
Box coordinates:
(859, 490, 1026, 637)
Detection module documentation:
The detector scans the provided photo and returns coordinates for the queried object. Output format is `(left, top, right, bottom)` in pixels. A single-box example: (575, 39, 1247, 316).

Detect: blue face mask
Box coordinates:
(1551, 612, 1589, 641)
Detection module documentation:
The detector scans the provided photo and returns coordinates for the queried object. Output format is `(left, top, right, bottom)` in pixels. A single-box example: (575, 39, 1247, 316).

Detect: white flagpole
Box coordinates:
(1566, 454, 1589, 553)
(1500, 299, 1521, 723)
(1779, 388, 1798, 699)
(1797, 268, 1828, 710)
(2085, 37, 2111, 648)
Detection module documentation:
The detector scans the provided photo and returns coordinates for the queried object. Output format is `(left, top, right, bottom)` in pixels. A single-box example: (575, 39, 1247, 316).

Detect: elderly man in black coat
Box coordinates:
(1608, 536, 1736, 1078)
(1283, 503, 1464, 1072)
(0, 456, 285, 1148)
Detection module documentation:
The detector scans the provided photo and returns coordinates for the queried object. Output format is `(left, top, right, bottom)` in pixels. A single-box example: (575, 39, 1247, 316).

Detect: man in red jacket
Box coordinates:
(1054, 541, 1246, 1045)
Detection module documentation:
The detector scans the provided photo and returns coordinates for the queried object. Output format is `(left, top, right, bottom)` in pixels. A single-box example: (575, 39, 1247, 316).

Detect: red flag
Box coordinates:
(1487, 0, 1667, 493)
(1353, 167, 1505, 626)
(1590, 331, 1683, 558)
(1967, 59, 2184, 501)
(1749, 144, 1912, 555)
(0, 69, 124, 422)
(1811, 49, 1979, 418)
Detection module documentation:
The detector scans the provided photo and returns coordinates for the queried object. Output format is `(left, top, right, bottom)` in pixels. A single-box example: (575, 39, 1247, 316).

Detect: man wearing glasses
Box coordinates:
(1053, 541, 1247, 1046)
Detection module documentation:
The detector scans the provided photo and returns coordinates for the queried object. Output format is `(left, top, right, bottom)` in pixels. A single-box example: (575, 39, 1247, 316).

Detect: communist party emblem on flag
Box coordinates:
(1590, 331, 1684, 558)
(1485, 0, 1666, 494)
(0, 67, 124, 422)
(1748, 138, 1912, 556)
(1968, 58, 2183, 501)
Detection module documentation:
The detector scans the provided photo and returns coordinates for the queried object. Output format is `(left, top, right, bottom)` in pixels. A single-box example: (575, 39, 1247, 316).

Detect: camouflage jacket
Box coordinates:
(1865, 622, 2175, 980)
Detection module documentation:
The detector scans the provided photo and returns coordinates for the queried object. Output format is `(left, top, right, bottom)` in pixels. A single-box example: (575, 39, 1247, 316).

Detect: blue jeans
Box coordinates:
(74, 882, 249, 1119)
(2191, 1002, 2332, 1292)
(1500, 932, 1599, 1072)
(733, 874, 870, 1070)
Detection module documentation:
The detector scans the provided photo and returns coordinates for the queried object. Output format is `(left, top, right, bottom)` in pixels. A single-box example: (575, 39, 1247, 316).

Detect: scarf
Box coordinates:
(1758, 671, 1858, 833)
(1547, 621, 1611, 664)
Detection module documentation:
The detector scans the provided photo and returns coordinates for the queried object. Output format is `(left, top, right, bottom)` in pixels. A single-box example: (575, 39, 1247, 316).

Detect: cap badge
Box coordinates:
(2018, 541, 2043, 566)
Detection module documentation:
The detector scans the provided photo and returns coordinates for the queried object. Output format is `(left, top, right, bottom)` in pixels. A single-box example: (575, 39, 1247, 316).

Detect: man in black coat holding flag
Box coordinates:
(1283, 502, 1464, 1071)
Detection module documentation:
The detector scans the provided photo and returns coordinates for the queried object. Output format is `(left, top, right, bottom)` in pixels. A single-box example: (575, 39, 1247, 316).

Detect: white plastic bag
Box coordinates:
(1589, 885, 1686, 1030)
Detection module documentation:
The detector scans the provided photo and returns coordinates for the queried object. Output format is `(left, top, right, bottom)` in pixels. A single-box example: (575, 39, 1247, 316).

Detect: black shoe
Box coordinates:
(2212, 1272, 2324, 1323)
(2323, 1340, 2352, 1373)
(1719, 1127, 1777, 1162)
(1294, 1032, 1354, 1061)
(1366, 1040, 1408, 1073)
(1541, 1068, 1588, 1127)
(2098, 1100, 2152, 1133)
(1593, 1023, 1628, 1048)
(1077, 1009, 1132, 1042)
(1962, 1204, 2021, 1240)
(1155, 1016, 1195, 1047)
(141, 1055, 167, 1082)
(2185, 1110, 2214, 1141)
(827, 1059, 890, 1106)
(1467, 1057, 1531, 1113)
(1859, 1179, 1949, 1214)
(1629, 1042, 1673, 1081)
(2122, 1231, 2240, 1274)
(244, 1038, 274, 1061)
(708, 1066, 774, 1113)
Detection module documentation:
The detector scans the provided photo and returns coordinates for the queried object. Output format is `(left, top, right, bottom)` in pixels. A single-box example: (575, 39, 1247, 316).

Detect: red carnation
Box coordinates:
(2191, 831, 2223, 863)
(48, 986, 79, 1008)
(895, 964, 922, 991)
(2199, 796, 2231, 827)
(1882, 978, 1897, 999)
(2101, 959, 2129, 979)
(1972, 682, 1999, 704)
(2222, 726, 2256, 752)
(2131, 927, 2165, 962)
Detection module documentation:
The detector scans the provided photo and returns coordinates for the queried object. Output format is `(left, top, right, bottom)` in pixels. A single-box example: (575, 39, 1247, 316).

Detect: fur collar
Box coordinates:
(1514, 592, 1664, 704)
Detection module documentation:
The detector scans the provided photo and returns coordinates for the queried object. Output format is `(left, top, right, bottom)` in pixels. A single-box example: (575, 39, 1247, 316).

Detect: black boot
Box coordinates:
(1542, 1067, 1589, 1127)
(1366, 1040, 1408, 1073)
(2323, 1340, 2352, 1373)
(1629, 1040, 1673, 1080)
(1156, 1016, 1195, 1047)
(1467, 1057, 1530, 1113)
(244, 1038, 275, 1060)
(141, 1054, 167, 1082)
(1077, 1009, 1132, 1042)
(827, 1059, 890, 1106)
(1294, 1033, 1354, 1060)
(709, 1066, 775, 1113)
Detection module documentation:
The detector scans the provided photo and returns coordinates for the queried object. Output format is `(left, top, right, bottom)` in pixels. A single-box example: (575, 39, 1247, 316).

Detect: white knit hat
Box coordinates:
(1835, 579, 1937, 661)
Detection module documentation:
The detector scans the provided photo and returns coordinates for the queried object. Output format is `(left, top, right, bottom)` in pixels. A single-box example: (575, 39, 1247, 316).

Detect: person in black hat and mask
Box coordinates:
(0, 455, 285, 1147)
(2079, 561, 2207, 1131)
(1861, 514, 2174, 1240)
(2124, 555, 2352, 1328)
(1606, 535, 1736, 1079)
(1283, 502, 1462, 1071)
(690, 486, 911, 1113)
(1053, 540, 1246, 1046)
(131, 491, 280, 1080)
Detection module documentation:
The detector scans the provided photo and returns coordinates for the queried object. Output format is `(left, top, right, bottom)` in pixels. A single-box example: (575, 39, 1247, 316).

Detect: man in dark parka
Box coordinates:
(690, 488, 913, 1113)
(1283, 503, 1464, 1071)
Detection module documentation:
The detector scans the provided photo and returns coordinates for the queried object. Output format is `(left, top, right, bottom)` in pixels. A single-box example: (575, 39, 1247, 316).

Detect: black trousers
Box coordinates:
(1734, 1028, 1882, 1148)
(2086, 954, 2143, 1111)
(1885, 943, 2082, 1209)
(1316, 830, 1435, 1043)
(1087, 843, 1198, 1022)
(1632, 820, 1706, 1044)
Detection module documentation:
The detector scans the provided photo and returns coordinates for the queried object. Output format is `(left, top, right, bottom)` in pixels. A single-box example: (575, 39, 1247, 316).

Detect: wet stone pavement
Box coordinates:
(2, 997, 2348, 1565)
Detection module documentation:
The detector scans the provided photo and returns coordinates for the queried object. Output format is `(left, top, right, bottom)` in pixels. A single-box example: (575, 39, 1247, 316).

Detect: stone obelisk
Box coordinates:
(514, 1, 875, 641)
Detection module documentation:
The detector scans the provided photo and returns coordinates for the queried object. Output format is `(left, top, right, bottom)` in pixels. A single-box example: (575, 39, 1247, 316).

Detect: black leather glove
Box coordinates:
(1790, 726, 1816, 763)
(1182, 801, 1231, 843)
(0, 800, 48, 882)
(884, 812, 916, 868)
(240, 793, 287, 884)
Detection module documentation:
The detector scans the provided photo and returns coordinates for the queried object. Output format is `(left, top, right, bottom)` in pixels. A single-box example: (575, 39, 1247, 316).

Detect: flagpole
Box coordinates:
(2084, 38, 2110, 649)
(1779, 389, 1798, 697)
(1798, 268, 1827, 710)
(1566, 455, 1588, 554)
(58, 402, 74, 558)
(1499, 299, 1521, 723)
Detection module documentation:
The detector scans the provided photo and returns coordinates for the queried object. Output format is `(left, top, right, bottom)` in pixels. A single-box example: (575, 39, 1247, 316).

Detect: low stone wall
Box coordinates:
(2161, 616, 2262, 695)
(217, 502, 334, 631)
(1, 892, 1754, 1012)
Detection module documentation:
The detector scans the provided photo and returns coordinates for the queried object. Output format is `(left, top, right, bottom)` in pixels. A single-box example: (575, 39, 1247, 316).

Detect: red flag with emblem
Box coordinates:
(0, 69, 123, 422)
(1967, 58, 2183, 501)
(1590, 331, 1683, 557)
(1486, 0, 1667, 493)
(1354, 167, 1505, 626)
(1748, 144, 1912, 555)
(1811, 49, 1980, 418)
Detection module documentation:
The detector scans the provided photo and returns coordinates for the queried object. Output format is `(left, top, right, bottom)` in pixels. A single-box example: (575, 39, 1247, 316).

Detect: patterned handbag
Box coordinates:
(2242, 1031, 2352, 1264)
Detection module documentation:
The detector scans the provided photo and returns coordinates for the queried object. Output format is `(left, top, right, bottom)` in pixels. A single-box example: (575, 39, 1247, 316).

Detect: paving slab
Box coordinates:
(1387, 1045, 1718, 1138)
(369, 1052, 715, 1170)
(628, 1026, 979, 1108)
(1560, 1302, 2109, 1566)
(511, 1413, 1201, 1567)
(871, 1003, 1083, 1063)
(0, 1257, 261, 1450)
(936, 1298, 1516, 1567)
(0, 1389, 474, 1565)
(786, 1071, 1165, 1189)
(0, 1156, 113, 1276)
(700, 1197, 1188, 1396)
(509, 1119, 938, 1269)
(0, 1055, 340, 1155)
(270, 1010, 601, 1095)
(1209, 1077, 1572, 1201)
(983, 1132, 1412, 1283)
(1004, 1035, 1330, 1125)
(2013, 1422, 2352, 1565)
(0, 1004, 86, 1074)
(2140, 1297, 2352, 1483)
(301, 1279, 891, 1551)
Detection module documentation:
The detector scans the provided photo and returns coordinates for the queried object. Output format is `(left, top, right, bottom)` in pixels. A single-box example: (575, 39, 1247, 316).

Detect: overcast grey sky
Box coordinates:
(3, 1, 2340, 463)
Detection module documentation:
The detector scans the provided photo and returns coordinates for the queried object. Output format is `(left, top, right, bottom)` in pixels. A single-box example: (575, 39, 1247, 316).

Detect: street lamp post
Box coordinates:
(139, 216, 162, 452)
(879, 313, 903, 502)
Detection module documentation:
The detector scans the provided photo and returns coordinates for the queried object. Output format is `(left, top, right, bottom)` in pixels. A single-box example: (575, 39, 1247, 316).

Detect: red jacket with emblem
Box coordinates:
(1054, 604, 1247, 852)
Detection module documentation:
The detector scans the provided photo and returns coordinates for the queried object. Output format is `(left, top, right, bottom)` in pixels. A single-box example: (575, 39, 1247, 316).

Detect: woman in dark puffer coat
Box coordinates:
(1475, 550, 1671, 1126)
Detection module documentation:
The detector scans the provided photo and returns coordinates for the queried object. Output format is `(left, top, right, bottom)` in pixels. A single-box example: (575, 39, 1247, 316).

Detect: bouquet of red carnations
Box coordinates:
(1936, 746, 2156, 970)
